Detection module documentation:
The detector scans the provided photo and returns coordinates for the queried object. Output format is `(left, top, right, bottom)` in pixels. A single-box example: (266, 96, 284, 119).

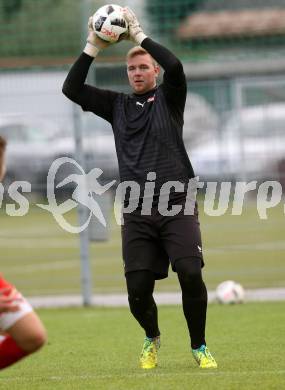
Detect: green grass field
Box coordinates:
(1, 198, 284, 389)
(1, 199, 284, 296)
(1, 302, 285, 390)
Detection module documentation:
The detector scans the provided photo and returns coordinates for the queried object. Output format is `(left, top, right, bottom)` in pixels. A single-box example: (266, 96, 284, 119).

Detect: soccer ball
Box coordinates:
(215, 280, 245, 304)
(92, 4, 128, 43)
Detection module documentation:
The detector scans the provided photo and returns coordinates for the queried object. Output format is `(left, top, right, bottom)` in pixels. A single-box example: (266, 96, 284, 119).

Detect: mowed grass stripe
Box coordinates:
(1, 203, 284, 295)
(1, 303, 284, 390)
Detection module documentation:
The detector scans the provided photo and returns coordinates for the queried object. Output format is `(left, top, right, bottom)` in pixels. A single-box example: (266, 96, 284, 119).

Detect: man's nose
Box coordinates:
(134, 67, 142, 75)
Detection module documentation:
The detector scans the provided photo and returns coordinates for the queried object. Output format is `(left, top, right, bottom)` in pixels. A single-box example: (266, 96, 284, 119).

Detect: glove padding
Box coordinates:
(123, 7, 147, 45)
(84, 16, 129, 57)
(84, 16, 112, 57)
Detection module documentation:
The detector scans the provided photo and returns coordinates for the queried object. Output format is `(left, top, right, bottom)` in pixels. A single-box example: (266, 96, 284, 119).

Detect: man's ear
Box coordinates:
(155, 65, 160, 78)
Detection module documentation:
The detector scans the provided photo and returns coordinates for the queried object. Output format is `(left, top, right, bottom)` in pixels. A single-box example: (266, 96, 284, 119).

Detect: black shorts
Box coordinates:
(121, 204, 204, 280)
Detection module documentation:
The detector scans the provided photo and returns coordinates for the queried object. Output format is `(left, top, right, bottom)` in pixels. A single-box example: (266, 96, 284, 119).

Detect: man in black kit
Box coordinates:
(62, 7, 217, 370)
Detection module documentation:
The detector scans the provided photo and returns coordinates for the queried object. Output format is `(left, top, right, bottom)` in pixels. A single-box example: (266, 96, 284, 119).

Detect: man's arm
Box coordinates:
(62, 18, 119, 123)
(141, 38, 186, 89)
(142, 38, 186, 109)
(62, 53, 118, 123)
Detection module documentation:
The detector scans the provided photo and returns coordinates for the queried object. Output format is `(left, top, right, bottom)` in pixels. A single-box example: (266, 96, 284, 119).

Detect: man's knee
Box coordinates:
(126, 270, 155, 299)
(26, 327, 47, 352)
(7, 312, 47, 353)
(19, 329, 46, 353)
(176, 257, 204, 295)
(176, 257, 202, 279)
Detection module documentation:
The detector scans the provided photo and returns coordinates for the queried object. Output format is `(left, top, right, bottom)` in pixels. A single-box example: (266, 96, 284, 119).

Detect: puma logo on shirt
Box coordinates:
(136, 94, 156, 108)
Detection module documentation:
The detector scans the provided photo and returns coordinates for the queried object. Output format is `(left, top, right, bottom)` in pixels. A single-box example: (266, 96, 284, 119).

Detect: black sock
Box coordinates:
(176, 257, 207, 349)
(126, 270, 160, 338)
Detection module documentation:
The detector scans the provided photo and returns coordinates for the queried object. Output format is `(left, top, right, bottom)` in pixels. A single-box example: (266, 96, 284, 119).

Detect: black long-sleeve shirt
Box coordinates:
(62, 38, 195, 199)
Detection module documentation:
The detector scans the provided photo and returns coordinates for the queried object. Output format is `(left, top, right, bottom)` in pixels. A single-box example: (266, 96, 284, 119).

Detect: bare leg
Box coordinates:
(0, 311, 46, 369)
(7, 311, 47, 353)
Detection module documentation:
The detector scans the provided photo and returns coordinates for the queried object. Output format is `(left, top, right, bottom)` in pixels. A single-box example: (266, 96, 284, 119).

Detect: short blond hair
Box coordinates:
(126, 46, 158, 67)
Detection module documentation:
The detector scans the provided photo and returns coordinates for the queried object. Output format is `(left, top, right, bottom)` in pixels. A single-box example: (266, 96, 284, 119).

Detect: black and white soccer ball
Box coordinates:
(216, 280, 245, 304)
(92, 4, 128, 43)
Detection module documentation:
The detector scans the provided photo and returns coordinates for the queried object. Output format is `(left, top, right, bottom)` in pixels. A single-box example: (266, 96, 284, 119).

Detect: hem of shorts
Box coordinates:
(124, 265, 168, 280)
(171, 255, 204, 272)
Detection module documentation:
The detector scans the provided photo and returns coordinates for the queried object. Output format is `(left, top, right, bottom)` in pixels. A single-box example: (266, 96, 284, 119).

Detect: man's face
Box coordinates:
(127, 54, 160, 94)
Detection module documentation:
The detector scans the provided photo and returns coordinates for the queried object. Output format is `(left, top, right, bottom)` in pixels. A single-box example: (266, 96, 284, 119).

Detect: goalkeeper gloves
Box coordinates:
(123, 7, 147, 45)
(84, 16, 111, 57)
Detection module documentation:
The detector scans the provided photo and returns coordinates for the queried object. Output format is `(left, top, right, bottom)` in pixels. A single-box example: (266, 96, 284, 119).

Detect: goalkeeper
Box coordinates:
(0, 136, 46, 370)
(62, 7, 217, 370)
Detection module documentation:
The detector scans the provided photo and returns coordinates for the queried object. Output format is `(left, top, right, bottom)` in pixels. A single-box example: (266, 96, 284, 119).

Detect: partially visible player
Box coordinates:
(0, 135, 47, 369)
(0, 136, 6, 181)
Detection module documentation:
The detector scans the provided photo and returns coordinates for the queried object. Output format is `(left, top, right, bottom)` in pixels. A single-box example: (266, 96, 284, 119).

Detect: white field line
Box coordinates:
(207, 241, 285, 252)
(1, 240, 284, 274)
(0, 237, 79, 249)
(4, 259, 284, 277)
(5, 260, 80, 274)
(0, 236, 284, 251)
(26, 288, 285, 309)
(2, 370, 285, 382)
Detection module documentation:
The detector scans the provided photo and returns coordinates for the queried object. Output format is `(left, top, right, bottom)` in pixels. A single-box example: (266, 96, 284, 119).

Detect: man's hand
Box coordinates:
(87, 17, 112, 50)
(122, 7, 147, 45)
(84, 16, 112, 57)
(0, 288, 20, 313)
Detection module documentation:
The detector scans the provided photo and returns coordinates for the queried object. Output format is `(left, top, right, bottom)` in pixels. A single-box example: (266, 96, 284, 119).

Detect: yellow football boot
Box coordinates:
(140, 336, 160, 369)
(192, 345, 217, 368)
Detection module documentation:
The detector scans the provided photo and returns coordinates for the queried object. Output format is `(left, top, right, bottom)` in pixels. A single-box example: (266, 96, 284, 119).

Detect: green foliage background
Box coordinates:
(0, 0, 81, 57)
(1, 0, 285, 62)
